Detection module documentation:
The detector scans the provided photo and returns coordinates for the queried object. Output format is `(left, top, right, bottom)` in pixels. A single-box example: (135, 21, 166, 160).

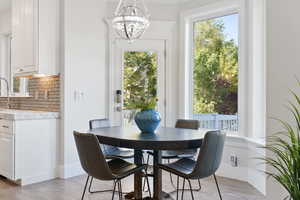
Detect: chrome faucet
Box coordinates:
(0, 77, 10, 109)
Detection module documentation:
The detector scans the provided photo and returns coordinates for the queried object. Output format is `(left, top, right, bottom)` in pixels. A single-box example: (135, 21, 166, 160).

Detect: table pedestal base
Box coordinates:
(124, 191, 173, 200)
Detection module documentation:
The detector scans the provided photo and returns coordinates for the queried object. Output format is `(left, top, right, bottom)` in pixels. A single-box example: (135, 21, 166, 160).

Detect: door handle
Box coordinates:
(116, 90, 122, 103)
(2, 125, 9, 129)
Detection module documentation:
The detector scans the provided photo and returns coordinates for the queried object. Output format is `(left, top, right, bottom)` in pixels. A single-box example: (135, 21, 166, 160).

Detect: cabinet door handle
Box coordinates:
(2, 125, 9, 129)
(18, 68, 24, 72)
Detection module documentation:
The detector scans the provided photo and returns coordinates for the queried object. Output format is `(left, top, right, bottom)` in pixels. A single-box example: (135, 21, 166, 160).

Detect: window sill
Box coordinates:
(224, 132, 266, 147)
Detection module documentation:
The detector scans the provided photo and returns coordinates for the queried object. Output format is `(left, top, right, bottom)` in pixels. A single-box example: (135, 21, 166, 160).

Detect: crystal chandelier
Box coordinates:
(112, 0, 150, 42)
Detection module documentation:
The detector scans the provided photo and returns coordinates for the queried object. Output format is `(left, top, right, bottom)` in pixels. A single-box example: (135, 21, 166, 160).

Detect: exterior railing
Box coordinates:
(192, 113, 238, 132)
(123, 109, 138, 126)
(123, 110, 239, 132)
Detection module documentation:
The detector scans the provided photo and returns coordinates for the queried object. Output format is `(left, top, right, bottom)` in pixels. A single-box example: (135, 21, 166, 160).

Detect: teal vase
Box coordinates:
(134, 109, 161, 133)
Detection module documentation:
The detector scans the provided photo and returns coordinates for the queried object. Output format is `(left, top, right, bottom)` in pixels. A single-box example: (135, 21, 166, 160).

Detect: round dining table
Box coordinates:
(89, 126, 207, 200)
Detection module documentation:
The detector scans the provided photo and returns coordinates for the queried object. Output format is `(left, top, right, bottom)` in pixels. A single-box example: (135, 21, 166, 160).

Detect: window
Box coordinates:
(191, 13, 239, 133)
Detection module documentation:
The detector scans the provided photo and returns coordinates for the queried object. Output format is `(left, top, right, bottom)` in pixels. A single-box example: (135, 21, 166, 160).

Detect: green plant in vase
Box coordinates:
(134, 97, 157, 111)
(134, 97, 161, 133)
(260, 81, 300, 200)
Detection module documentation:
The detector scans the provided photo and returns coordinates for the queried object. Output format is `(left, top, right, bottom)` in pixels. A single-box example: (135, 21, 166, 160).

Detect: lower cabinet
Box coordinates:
(0, 133, 14, 180)
(0, 118, 58, 185)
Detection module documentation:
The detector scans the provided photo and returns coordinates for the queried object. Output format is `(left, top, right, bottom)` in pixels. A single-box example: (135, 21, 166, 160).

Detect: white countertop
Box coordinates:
(0, 109, 60, 120)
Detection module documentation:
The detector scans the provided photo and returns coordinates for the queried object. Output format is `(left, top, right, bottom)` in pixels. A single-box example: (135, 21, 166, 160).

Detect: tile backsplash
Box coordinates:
(0, 75, 60, 112)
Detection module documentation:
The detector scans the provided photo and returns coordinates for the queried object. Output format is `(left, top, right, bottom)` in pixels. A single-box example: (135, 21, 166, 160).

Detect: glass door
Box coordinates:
(112, 40, 166, 127)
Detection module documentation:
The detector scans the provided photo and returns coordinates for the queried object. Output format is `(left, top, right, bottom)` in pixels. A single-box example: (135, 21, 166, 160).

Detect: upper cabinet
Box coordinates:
(11, 0, 59, 76)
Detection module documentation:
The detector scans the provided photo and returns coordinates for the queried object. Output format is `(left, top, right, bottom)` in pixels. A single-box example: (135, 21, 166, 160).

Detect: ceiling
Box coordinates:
(0, 0, 10, 14)
(106, 0, 192, 5)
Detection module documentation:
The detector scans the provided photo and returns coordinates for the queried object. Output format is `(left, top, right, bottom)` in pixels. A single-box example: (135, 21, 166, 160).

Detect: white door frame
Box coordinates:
(105, 19, 177, 126)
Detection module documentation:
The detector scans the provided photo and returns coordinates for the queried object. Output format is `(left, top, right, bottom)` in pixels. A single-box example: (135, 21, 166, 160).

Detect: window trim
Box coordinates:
(179, 0, 248, 136)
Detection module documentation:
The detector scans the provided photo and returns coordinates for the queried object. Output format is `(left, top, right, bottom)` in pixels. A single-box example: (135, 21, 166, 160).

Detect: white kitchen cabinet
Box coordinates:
(0, 133, 14, 180)
(0, 110, 59, 185)
(11, 0, 59, 76)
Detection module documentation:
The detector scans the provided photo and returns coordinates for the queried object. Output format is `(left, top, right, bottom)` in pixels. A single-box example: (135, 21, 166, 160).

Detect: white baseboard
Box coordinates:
(248, 167, 266, 195)
(216, 162, 248, 182)
(58, 162, 85, 179)
(20, 168, 58, 186)
(217, 162, 266, 196)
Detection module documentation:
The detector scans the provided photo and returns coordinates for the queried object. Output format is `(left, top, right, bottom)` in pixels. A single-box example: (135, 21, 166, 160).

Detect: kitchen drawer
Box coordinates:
(0, 120, 13, 134)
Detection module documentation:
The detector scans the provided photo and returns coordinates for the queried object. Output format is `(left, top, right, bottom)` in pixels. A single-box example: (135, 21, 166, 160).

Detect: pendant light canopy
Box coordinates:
(112, 0, 150, 42)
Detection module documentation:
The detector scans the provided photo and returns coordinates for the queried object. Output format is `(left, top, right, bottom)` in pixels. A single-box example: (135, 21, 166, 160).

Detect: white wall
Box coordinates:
(265, 0, 300, 199)
(0, 10, 11, 34)
(106, 2, 180, 21)
(0, 9, 11, 92)
(181, 0, 223, 10)
(60, 0, 107, 178)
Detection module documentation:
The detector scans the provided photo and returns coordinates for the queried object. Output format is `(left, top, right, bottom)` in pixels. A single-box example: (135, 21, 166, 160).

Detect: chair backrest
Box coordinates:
(189, 130, 225, 179)
(73, 131, 115, 181)
(88, 119, 117, 153)
(89, 119, 111, 129)
(175, 119, 200, 130)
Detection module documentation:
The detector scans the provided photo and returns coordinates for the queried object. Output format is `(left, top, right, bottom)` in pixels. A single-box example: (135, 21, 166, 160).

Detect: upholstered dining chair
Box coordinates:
(158, 130, 225, 200)
(88, 119, 134, 193)
(144, 119, 201, 191)
(74, 132, 151, 200)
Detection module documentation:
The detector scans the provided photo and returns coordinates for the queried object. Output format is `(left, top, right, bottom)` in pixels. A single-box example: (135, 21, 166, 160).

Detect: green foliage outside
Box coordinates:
(193, 19, 238, 115)
(123, 17, 238, 115)
(123, 51, 158, 111)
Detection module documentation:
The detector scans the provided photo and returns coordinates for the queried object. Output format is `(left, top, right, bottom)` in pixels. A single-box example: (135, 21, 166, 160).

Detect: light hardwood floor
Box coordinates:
(0, 174, 266, 200)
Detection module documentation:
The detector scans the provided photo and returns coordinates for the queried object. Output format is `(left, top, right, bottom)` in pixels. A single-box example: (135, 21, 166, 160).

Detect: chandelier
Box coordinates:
(112, 0, 150, 42)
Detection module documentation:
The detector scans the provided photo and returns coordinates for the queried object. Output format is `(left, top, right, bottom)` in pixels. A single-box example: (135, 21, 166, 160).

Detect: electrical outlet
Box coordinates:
(230, 155, 238, 167)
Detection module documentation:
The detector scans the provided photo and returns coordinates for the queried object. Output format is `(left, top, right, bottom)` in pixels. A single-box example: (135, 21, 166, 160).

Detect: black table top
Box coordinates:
(89, 126, 211, 150)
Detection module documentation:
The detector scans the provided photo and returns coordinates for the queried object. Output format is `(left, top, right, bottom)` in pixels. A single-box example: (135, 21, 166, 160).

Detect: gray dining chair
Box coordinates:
(144, 119, 201, 191)
(89, 119, 134, 159)
(88, 119, 134, 193)
(74, 132, 151, 200)
(158, 130, 225, 200)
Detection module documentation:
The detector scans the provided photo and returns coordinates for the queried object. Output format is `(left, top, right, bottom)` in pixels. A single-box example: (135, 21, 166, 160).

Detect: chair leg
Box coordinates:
(117, 181, 120, 200)
(143, 154, 151, 192)
(167, 159, 177, 190)
(88, 176, 117, 193)
(176, 176, 180, 200)
(181, 178, 186, 200)
(187, 179, 195, 200)
(81, 176, 90, 200)
(120, 180, 123, 199)
(213, 174, 223, 200)
(174, 178, 201, 192)
(112, 180, 118, 200)
(88, 177, 93, 193)
(118, 180, 123, 200)
(197, 179, 202, 191)
(145, 172, 152, 198)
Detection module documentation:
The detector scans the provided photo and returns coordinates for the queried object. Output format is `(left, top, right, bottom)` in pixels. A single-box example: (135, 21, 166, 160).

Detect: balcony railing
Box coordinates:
(192, 113, 238, 132)
(123, 110, 239, 132)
